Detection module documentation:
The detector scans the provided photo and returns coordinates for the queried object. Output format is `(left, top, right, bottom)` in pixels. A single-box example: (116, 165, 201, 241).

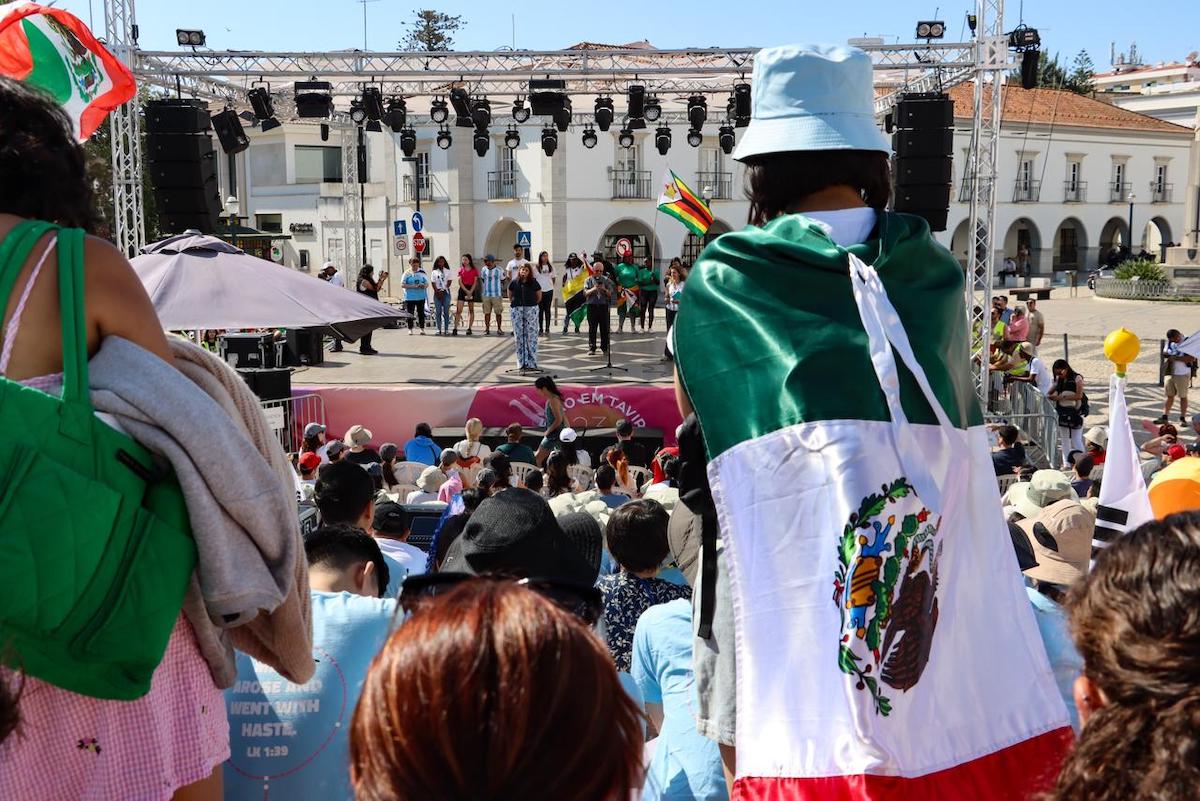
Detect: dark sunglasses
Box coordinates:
(400, 572, 602, 626)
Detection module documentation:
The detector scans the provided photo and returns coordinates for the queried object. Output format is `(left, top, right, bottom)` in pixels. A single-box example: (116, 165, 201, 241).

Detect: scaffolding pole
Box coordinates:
(104, 0, 145, 257)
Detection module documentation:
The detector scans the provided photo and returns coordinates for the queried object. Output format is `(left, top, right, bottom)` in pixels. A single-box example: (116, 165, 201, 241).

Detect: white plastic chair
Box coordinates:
(996, 473, 1022, 495)
(392, 462, 426, 486)
(568, 464, 593, 491)
(510, 461, 539, 486)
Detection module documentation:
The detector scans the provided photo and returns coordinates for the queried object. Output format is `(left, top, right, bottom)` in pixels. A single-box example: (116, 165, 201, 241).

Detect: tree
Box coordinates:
(1066, 50, 1095, 95)
(399, 9, 465, 52)
(84, 90, 164, 244)
(1008, 50, 1095, 95)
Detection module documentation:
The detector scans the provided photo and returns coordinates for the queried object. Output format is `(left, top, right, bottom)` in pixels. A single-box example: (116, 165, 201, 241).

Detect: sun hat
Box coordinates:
(1084, 426, 1108, 449)
(344, 424, 372, 447)
(303, 422, 326, 439)
(732, 43, 891, 162)
(1006, 470, 1079, 521)
(298, 452, 322, 472)
(559, 427, 578, 443)
(1018, 499, 1095, 587)
(418, 464, 448, 493)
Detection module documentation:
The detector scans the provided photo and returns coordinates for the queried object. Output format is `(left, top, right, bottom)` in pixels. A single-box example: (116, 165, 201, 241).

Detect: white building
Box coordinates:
(216, 81, 1191, 281)
(1093, 52, 1200, 129)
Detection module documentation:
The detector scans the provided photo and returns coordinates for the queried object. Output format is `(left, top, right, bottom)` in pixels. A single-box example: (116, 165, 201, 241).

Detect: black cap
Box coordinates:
(441, 488, 594, 584)
(558, 512, 604, 583)
(372, 500, 410, 536)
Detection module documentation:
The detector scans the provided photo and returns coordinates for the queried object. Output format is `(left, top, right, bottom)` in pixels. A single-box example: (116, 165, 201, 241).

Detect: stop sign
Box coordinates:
(412, 232, 426, 254)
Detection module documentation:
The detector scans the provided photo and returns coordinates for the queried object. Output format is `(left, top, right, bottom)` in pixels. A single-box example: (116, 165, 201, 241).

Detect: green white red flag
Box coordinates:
(0, 1, 135, 140)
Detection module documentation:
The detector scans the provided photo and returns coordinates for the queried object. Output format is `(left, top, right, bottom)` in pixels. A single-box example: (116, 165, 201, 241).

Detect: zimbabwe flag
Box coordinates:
(0, 1, 135, 140)
(657, 169, 713, 236)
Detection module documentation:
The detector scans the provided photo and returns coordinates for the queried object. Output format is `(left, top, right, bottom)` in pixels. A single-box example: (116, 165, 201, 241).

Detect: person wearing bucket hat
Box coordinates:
(406, 464, 448, 504)
(1084, 426, 1108, 465)
(558, 512, 605, 584)
(1006, 469, 1080, 521)
(343, 425, 381, 469)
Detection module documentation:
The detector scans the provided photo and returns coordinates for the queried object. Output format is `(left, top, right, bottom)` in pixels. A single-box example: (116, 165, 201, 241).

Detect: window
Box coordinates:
(299, 249, 310, 270)
(326, 237, 344, 266)
(698, 147, 731, 199)
(1018, 160, 1033, 189)
(1014, 159, 1038, 201)
(1066, 161, 1080, 190)
(416, 151, 431, 191)
(615, 142, 641, 174)
(295, 145, 342, 184)
(255, 213, 282, 234)
(1155, 163, 1168, 191)
(497, 144, 516, 176)
(1064, 161, 1084, 202)
(1113, 161, 1126, 188)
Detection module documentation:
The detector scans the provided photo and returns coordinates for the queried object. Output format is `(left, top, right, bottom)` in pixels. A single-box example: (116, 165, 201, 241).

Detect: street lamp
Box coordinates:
(1126, 191, 1136, 251)
(224, 195, 240, 249)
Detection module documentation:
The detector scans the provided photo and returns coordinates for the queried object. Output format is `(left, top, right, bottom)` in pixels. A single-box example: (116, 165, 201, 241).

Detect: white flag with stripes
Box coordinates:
(1093, 373, 1154, 561)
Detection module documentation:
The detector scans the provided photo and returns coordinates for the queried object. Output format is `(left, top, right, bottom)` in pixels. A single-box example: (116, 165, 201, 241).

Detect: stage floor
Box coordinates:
(294, 319, 676, 387)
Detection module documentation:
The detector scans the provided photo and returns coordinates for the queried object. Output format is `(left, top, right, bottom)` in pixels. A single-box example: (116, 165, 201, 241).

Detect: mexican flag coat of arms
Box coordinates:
(674, 212, 1072, 799)
(0, 1, 135, 139)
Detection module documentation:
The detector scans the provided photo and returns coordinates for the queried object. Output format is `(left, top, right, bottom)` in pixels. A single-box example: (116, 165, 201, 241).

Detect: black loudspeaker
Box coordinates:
(891, 92, 953, 232)
(237, 367, 292, 401)
(1020, 49, 1040, 90)
(210, 109, 250, 154)
(145, 99, 222, 234)
(284, 328, 325, 366)
(220, 332, 275, 368)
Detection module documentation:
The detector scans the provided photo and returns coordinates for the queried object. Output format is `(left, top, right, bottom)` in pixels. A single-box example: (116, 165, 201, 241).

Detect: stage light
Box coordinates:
(687, 95, 707, 130)
(400, 126, 417, 157)
(967, 13, 978, 33)
(553, 98, 573, 132)
(594, 97, 614, 131)
(541, 127, 558, 157)
(436, 126, 452, 149)
(1008, 26, 1040, 48)
(686, 129, 703, 147)
(176, 29, 205, 47)
(618, 127, 635, 148)
(247, 86, 281, 131)
(504, 126, 520, 149)
(361, 86, 385, 121)
(473, 129, 490, 157)
(916, 20, 945, 39)
(581, 125, 598, 149)
(320, 122, 330, 141)
(718, 124, 734, 155)
(450, 87, 474, 128)
(365, 120, 382, 133)
(512, 96, 530, 122)
(349, 101, 367, 125)
(627, 84, 645, 119)
(430, 96, 449, 123)
(654, 125, 671, 155)
(732, 83, 751, 127)
(644, 94, 662, 122)
(471, 97, 491, 129)
(386, 98, 407, 133)
(294, 81, 333, 119)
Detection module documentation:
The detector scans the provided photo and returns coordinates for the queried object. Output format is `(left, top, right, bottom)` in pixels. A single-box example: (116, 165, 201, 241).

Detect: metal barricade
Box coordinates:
(260, 393, 327, 454)
(986, 381, 1061, 469)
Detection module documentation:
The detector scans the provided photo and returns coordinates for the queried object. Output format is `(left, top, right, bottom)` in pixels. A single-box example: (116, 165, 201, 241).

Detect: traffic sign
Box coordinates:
(394, 236, 408, 253)
(614, 237, 633, 257)
(517, 230, 532, 248)
(393, 220, 407, 236)
(411, 211, 424, 233)
(412, 231, 426, 254)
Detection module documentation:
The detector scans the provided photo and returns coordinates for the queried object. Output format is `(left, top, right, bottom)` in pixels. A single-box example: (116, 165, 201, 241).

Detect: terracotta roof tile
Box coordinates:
(947, 84, 1191, 134)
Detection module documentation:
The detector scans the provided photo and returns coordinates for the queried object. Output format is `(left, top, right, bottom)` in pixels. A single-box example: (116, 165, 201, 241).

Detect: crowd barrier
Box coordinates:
(987, 381, 1061, 469)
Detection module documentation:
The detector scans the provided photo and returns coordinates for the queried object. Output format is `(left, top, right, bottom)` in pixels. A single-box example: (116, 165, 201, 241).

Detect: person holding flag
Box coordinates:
(560, 251, 590, 335)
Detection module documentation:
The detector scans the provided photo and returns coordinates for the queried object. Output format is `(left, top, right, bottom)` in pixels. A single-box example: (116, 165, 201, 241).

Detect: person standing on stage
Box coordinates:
(508, 262, 543, 370)
(614, 251, 640, 334)
(638, 255, 661, 331)
(534, 376, 567, 466)
(534, 250, 556, 336)
(401, 257, 428, 335)
(480, 254, 506, 336)
(562, 252, 588, 335)
(429, 255, 453, 336)
(356, 264, 386, 355)
(453, 254, 479, 336)
(584, 257, 616, 356)
(662, 263, 686, 361)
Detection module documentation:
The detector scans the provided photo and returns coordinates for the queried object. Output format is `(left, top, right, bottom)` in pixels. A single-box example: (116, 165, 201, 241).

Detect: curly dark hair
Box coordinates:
(0, 76, 99, 230)
(1046, 512, 1200, 801)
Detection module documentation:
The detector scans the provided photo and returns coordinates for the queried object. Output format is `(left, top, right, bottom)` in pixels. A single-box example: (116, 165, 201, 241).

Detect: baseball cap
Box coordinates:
(1005, 470, 1079, 521)
(372, 500, 410, 536)
(304, 422, 327, 439)
(326, 440, 345, 458)
(484, 254, 496, 262)
(298, 452, 322, 472)
(345, 424, 373, 447)
(441, 488, 594, 584)
(1018, 500, 1095, 587)
(559, 427, 578, 443)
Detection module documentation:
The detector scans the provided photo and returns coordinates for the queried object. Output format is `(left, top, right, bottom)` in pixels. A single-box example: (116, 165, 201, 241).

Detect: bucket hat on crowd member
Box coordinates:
(1006, 469, 1079, 521)
(1018, 499, 1095, 587)
(418, 464, 447, 493)
(304, 422, 326, 439)
(441, 488, 595, 585)
(732, 43, 892, 162)
(1084, 426, 1108, 449)
(345, 424, 372, 447)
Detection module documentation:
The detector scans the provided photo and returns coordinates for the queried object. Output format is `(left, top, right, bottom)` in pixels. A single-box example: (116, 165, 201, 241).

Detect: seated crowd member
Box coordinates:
(406, 464, 446, 504)
(436, 447, 470, 502)
(402, 422, 441, 465)
(1071, 454, 1095, 497)
(598, 500, 692, 672)
(496, 422, 538, 464)
(298, 451, 321, 500)
(225, 525, 396, 801)
(453, 417, 491, 469)
(315, 461, 408, 594)
(343, 424, 380, 468)
(600, 418, 649, 468)
(992, 424, 1027, 476)
(372, 500, 427, 595)
(1084, 426, 1108, 465)
(595, 464, 629, 509)
(485, 451, 514, 493)
(378, 442, 399, 489)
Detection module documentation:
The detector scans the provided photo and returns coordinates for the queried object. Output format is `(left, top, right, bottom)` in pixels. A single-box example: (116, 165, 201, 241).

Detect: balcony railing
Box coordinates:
(402, 176, 435, 203)
(1150, 182, 1173, 203)
(611, 169, 652, 199)
(1063, 180, 1087, 203)
(1109, 180, 1131, 203)
(1012, 179, 1041, 203)
(695, 171, 732, 200)
(488, 171, 517, 200)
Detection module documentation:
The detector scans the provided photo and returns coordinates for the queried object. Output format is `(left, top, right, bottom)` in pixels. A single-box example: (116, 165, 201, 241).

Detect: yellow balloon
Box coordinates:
(1104, 328, 1140, 374)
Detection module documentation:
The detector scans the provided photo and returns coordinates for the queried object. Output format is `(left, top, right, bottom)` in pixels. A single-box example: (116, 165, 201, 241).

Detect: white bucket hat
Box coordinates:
(733, 43, 892, 162)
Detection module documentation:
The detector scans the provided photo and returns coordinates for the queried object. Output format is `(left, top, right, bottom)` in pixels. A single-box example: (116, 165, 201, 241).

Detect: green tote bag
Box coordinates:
(0, 220, 197, 700)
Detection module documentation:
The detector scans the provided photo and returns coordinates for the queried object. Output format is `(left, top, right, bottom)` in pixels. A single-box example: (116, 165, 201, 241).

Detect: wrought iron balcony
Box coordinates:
(611, 169, 652, 200)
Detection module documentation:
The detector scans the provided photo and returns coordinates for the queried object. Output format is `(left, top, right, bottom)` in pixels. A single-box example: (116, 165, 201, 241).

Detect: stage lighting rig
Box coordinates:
(436, 126, 452, 149)
(473, 129, 490, 157)
(541, 127, 558, 157)
(430, 96, 449, 123)
(732, 83, 751, 127)
(718, 124, 735, 155)
(399, 126, 417, 157)
(618, 127, 635, 148)
(627, 84, 646, 119)
(687, 95, 707, 130)
(450, 87, 474, 128)
(581, 125, 598, 149)
(349, 101, 367, 126)
(471, 97, 492, 129)
(916, 20, 945, 39)
(553, 98, 573, 132)
(686, 129, 703, 147)
(594, 97, 614, 131)
(176, 29, 205, 47)
(643, 94, 662, 122)
(654, 125, 671, 155)
(504, 126, 520, 149)
(512, 96, 531, 122)
(294, 81, 333, 119)
(361, 86, 385, 121)
(386, 98, 407, 133)
(247, 86, 281, 131)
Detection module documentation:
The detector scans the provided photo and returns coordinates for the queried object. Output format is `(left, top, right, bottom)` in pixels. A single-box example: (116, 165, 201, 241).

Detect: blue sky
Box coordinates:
(54, 0, 1198, 70)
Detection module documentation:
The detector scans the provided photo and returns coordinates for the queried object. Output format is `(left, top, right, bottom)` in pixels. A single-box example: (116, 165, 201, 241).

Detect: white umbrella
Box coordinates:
(131, 232, 405, 341)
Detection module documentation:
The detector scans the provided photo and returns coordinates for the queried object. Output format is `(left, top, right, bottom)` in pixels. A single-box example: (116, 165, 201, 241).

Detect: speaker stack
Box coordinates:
(891, 92, 953, 233)
(283, 328, 326, 367)
(237, 368, 293, 402)
(144, 99, 222, 234)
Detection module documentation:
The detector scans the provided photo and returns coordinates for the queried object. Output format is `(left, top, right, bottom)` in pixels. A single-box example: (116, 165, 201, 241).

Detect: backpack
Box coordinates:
(0, 221, 196, 700)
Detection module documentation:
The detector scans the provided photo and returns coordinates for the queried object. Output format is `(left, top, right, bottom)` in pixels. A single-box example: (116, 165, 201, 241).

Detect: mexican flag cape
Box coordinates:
(0, 1, 135, 140)
(675, 212, 1072, 800)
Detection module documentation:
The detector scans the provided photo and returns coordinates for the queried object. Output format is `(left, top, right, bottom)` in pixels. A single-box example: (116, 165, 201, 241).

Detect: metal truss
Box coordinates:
(340, 124, 363, 282)
(104, 0, 144, 257)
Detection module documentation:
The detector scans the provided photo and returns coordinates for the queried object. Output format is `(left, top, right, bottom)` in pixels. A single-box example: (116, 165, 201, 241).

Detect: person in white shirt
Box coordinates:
(429, 255, 453, 335)
(326, 263, 345, 288)
(1159, 328, 1195, 425)
(1012, 342, 1053, 396)
(505, 243, 529, 283)
(371, 501, 428, 596)
(406, 464, 448, 504)
(532, 250, 556, 336)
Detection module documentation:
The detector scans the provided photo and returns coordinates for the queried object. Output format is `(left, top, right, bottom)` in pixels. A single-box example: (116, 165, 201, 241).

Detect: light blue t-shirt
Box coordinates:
(599, 492, 629, 509)
(633, 599, 729, 801)
(224, 591, 398, 801)
(1026, 586, 1083, 732)
(401, 270, 428, 301)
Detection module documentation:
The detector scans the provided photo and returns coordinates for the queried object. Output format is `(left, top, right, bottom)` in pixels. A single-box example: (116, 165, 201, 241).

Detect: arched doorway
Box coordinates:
(1002, 218, 1041, 273)
(948, 218, 971, 268)
(1052, 218, 1087, 271)
(1099, 217, 1129, 262)
(483, 218, 525, 262)
(1147, 216, 1173, 259)
(682, 219, 734, 264)
(598, 217, 662, 265)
